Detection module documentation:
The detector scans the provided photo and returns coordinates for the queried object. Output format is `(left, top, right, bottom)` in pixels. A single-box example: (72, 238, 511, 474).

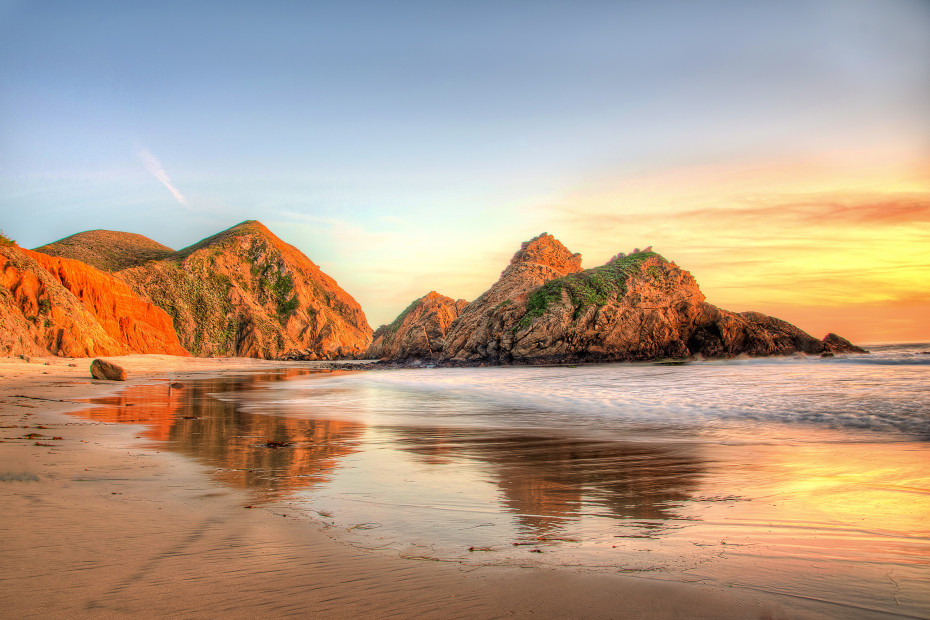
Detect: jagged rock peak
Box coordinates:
(610, 246, 654, 262)
(507, 233, 582, 274)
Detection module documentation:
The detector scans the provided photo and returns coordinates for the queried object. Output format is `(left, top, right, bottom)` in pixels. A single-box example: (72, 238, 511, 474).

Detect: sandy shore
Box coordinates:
(0, 354, 795, 618)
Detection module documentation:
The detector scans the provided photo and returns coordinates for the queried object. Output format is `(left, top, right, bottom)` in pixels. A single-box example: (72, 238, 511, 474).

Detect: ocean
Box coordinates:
(82, 343, 930, 618)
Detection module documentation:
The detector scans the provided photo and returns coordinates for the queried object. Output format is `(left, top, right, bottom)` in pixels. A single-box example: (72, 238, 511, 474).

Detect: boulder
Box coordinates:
(90, 358, 127, 381)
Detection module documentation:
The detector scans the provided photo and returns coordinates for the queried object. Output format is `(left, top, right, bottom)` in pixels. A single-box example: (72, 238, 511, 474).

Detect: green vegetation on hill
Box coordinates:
(33, 229, 174, 272)
(386, 298, 422, 334)
(0, 230, 16, 246)
(517, 251, 659, 329)
(272, 272, 300, 322)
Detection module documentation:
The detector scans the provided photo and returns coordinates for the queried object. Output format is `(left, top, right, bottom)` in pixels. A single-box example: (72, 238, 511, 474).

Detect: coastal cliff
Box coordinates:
(373, 234, 866, 364)
(0, 242, 187, 357)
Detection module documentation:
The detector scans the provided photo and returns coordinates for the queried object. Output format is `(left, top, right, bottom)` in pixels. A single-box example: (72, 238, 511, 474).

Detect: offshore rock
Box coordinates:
(0, 243, 187, 357)
(379, 233, 866, 364)
(115, 221, 372, 359)
(447, 249, 707, 363)
(90, 358, 127, 381)
(367, 291, 468, 360)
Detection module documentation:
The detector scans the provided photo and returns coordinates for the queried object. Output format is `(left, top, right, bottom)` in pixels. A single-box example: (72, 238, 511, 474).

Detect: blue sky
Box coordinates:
(1, 1, 928, 339)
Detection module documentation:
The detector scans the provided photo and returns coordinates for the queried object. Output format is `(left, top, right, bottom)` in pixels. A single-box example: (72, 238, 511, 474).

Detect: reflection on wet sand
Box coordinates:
(79, 370, 365, 501)
(77, 371, 704, 538)
(68, 369, 930, 617)
(392, 430, 702, 538)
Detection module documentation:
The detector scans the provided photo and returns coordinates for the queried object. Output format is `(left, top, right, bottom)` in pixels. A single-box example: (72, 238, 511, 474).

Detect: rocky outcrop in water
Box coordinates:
(0, 243, 188, 357)
(366, 291, 468, 360)
(114, 221, 372, 359)
(377, 234, 866, 364)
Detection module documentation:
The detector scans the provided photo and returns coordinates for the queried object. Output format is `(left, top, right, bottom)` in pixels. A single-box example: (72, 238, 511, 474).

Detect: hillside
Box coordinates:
(376, 234, 866, 364)
(116, 221, 372, 359)
(0, 242, 188, 357)
(35, 230, 175, 272)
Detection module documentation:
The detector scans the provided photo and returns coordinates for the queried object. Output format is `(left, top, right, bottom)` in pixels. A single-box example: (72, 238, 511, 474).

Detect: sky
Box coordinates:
(1, 0, 928, 343)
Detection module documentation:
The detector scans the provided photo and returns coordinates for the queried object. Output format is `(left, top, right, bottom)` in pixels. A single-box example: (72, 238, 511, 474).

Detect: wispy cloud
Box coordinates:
(136, 148, 187, 206)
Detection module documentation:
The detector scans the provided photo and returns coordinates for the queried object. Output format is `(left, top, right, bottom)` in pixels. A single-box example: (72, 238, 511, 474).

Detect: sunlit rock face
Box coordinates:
(0, 244, 188, 357)
(440, 233, 584, 362)
(115, 221, 372, 360)
(379, 233, 865, 365)
(366, 291, 468, 361)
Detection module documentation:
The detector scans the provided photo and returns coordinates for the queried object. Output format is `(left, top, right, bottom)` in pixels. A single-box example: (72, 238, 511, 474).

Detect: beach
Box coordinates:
(2, 353, 926, 618)
(0, 354, 797, 619)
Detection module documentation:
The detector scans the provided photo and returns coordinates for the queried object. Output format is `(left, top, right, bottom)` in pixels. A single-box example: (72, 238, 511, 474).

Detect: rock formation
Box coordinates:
(441, 233, 583, 361)
(378, 234, 866, 364)
(35, 230, 175, 272)
(114, 221, 372, 359)
(367, 292, 468, 360)
(0, 243, 188, 357)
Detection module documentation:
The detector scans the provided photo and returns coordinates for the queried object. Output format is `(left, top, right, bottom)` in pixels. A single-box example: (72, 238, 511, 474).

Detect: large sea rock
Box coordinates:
(377, 233, 866, 364)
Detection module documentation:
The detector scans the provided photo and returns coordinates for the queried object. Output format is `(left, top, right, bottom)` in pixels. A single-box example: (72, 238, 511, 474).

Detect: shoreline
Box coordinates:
(0, 354, 829, 618)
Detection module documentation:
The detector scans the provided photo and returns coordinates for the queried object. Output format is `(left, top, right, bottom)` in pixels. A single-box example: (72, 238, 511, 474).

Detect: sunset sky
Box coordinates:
(1, 1, 928, 342)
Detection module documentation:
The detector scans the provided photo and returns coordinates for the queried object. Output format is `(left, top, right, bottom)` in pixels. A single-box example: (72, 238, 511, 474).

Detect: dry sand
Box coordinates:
(0, 354, 794, 618)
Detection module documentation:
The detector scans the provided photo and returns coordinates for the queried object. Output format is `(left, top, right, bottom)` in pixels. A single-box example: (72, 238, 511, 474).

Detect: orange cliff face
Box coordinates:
(0, 242, 188, 357)
(23, 249, 188, 356)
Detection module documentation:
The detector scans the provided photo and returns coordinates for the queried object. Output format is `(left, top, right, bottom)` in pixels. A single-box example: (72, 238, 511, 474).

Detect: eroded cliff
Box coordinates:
(0, 243, 188, 357)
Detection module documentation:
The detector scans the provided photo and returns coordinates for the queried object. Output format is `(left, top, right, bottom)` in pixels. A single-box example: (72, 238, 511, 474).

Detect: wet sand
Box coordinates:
(0, 355, 849, 618)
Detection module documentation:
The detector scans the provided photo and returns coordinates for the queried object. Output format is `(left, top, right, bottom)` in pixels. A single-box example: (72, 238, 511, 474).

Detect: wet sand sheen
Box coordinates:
(70, 366, 930, 618)
(1, 357, 798, 619)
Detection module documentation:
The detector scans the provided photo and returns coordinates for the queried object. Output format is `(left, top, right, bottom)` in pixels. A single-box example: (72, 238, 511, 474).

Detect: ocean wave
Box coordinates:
(224, 346, 930, 441)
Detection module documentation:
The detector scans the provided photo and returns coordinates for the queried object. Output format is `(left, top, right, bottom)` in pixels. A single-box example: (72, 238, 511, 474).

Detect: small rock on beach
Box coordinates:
(90, 359, 127, 381)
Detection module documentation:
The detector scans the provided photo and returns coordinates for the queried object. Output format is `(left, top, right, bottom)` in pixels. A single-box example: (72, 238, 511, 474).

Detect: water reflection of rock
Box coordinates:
(393, 429, 703, 537)
(79, 370, 364, 501)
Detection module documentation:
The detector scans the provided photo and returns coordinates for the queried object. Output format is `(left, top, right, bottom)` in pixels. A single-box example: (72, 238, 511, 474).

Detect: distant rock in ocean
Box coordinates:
(373, 233, 867, 364)
(0, 242, 188, 357)
(112, 221, 372, 360)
